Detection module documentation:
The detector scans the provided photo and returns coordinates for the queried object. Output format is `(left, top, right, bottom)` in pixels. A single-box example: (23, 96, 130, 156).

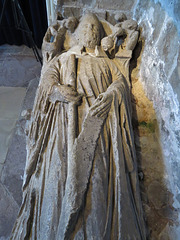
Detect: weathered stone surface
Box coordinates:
(84, 9, 107, 20)
(81, 0, 93, 6)
(0, 182, 19, 238)
(1, 130, 26, 206)
(158, 206, 178, 222)
(169, 49, 180, 102)
(1, 0, 180, 238)
(106, 11, 117, 25)
(155, 0, 180, 35)
(147, 181, 171, 209)
(21, 78, 39, 110)
(62, 6, 82, 19)
(95, 0, 137, 11)
(158, 223, 180, 240)
(0, 44, 33, 55)
(0, 87, 26, 175)
(1, 78, 39, 207)
(132, 0, 180, 238)
(0, 44, 40, 240)
(0, 119, 17, 174)
(11, 13, 146, 240)
(0, 45, 41, 87)
(56, 0, 138, 11)
(0, 87, 26, 119)
(156, 19, 179, 78)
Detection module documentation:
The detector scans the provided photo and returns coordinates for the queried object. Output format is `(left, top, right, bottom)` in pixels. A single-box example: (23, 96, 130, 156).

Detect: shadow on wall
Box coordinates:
(131, 33, 178, 240)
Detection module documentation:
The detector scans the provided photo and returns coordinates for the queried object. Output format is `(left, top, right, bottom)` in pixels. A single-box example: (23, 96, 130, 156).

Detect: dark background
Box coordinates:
(0, 0, 48, 48)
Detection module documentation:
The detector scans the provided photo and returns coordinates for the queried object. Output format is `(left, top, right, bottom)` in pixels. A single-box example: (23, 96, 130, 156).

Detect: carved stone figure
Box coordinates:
(11, 13, 146, 239)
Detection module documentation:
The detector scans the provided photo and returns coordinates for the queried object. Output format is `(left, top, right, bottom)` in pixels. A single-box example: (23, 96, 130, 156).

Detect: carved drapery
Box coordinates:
(11, 13, 147, 240)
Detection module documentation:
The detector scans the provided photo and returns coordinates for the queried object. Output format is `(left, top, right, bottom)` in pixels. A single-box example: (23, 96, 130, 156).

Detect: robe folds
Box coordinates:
(11, 47, 146, 240)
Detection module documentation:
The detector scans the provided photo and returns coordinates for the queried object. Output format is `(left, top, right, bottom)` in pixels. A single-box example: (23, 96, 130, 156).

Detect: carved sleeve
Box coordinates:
(105, 61, 128, 104)
(40, 58, 62, 92)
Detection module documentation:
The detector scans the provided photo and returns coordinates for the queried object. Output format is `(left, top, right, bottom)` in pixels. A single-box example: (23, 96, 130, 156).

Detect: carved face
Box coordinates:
(76, 14, 103, 49)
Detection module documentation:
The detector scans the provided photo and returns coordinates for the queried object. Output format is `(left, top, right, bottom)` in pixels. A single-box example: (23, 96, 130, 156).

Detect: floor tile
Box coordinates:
(0, 119, 16, 167)
(0, 87, 26, 119)
(0, 182, 19, 238)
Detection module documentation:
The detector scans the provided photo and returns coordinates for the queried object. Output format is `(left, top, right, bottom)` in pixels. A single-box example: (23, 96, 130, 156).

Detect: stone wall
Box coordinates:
(132, 1, 180, 239)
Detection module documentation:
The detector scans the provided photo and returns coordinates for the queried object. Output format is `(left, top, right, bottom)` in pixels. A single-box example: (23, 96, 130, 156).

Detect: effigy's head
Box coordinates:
(75, 13, 104, 49)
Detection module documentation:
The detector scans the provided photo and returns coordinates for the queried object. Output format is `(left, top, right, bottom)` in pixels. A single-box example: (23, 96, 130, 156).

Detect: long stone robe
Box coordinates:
(11, 46, 146, 240)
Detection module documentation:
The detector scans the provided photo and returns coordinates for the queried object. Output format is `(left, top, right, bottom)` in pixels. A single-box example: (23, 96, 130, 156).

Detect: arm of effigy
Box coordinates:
(22, 58, 63, 190)
(104, 67, 136, 173)
(101, 26, 124, 57)
(106, 62, 129, 104)
(88, 70, 126, 120)
(45, 54, 82, 105)
(48, 84, 82, 104)
(22, 54, 79, 191)
(124, 30, 139, 50)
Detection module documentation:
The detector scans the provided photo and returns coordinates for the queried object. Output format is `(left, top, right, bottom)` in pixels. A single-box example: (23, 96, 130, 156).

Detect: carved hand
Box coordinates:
(49, 84, 82, 104)
(89, 91, 113, 119)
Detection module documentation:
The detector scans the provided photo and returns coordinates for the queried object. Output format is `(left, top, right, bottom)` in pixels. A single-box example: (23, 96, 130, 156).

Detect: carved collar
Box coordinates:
(68, 45, 107, 58)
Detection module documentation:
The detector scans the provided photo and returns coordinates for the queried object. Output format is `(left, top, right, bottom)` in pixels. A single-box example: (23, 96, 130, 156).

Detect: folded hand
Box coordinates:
(89, 92, 113, 119)
(49, 84, 82, 104)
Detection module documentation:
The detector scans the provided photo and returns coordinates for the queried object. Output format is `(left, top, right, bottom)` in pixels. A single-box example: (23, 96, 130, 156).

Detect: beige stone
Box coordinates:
(11, 13, 146, 240)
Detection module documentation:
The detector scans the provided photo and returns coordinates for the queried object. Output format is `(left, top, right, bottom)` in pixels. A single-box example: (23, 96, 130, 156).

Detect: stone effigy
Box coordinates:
(11, 13, 147, 239)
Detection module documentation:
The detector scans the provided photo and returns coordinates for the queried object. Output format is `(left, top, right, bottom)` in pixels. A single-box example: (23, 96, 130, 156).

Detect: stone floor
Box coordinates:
(0, 44, 41, 239)
(0, 87, 26, 175)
